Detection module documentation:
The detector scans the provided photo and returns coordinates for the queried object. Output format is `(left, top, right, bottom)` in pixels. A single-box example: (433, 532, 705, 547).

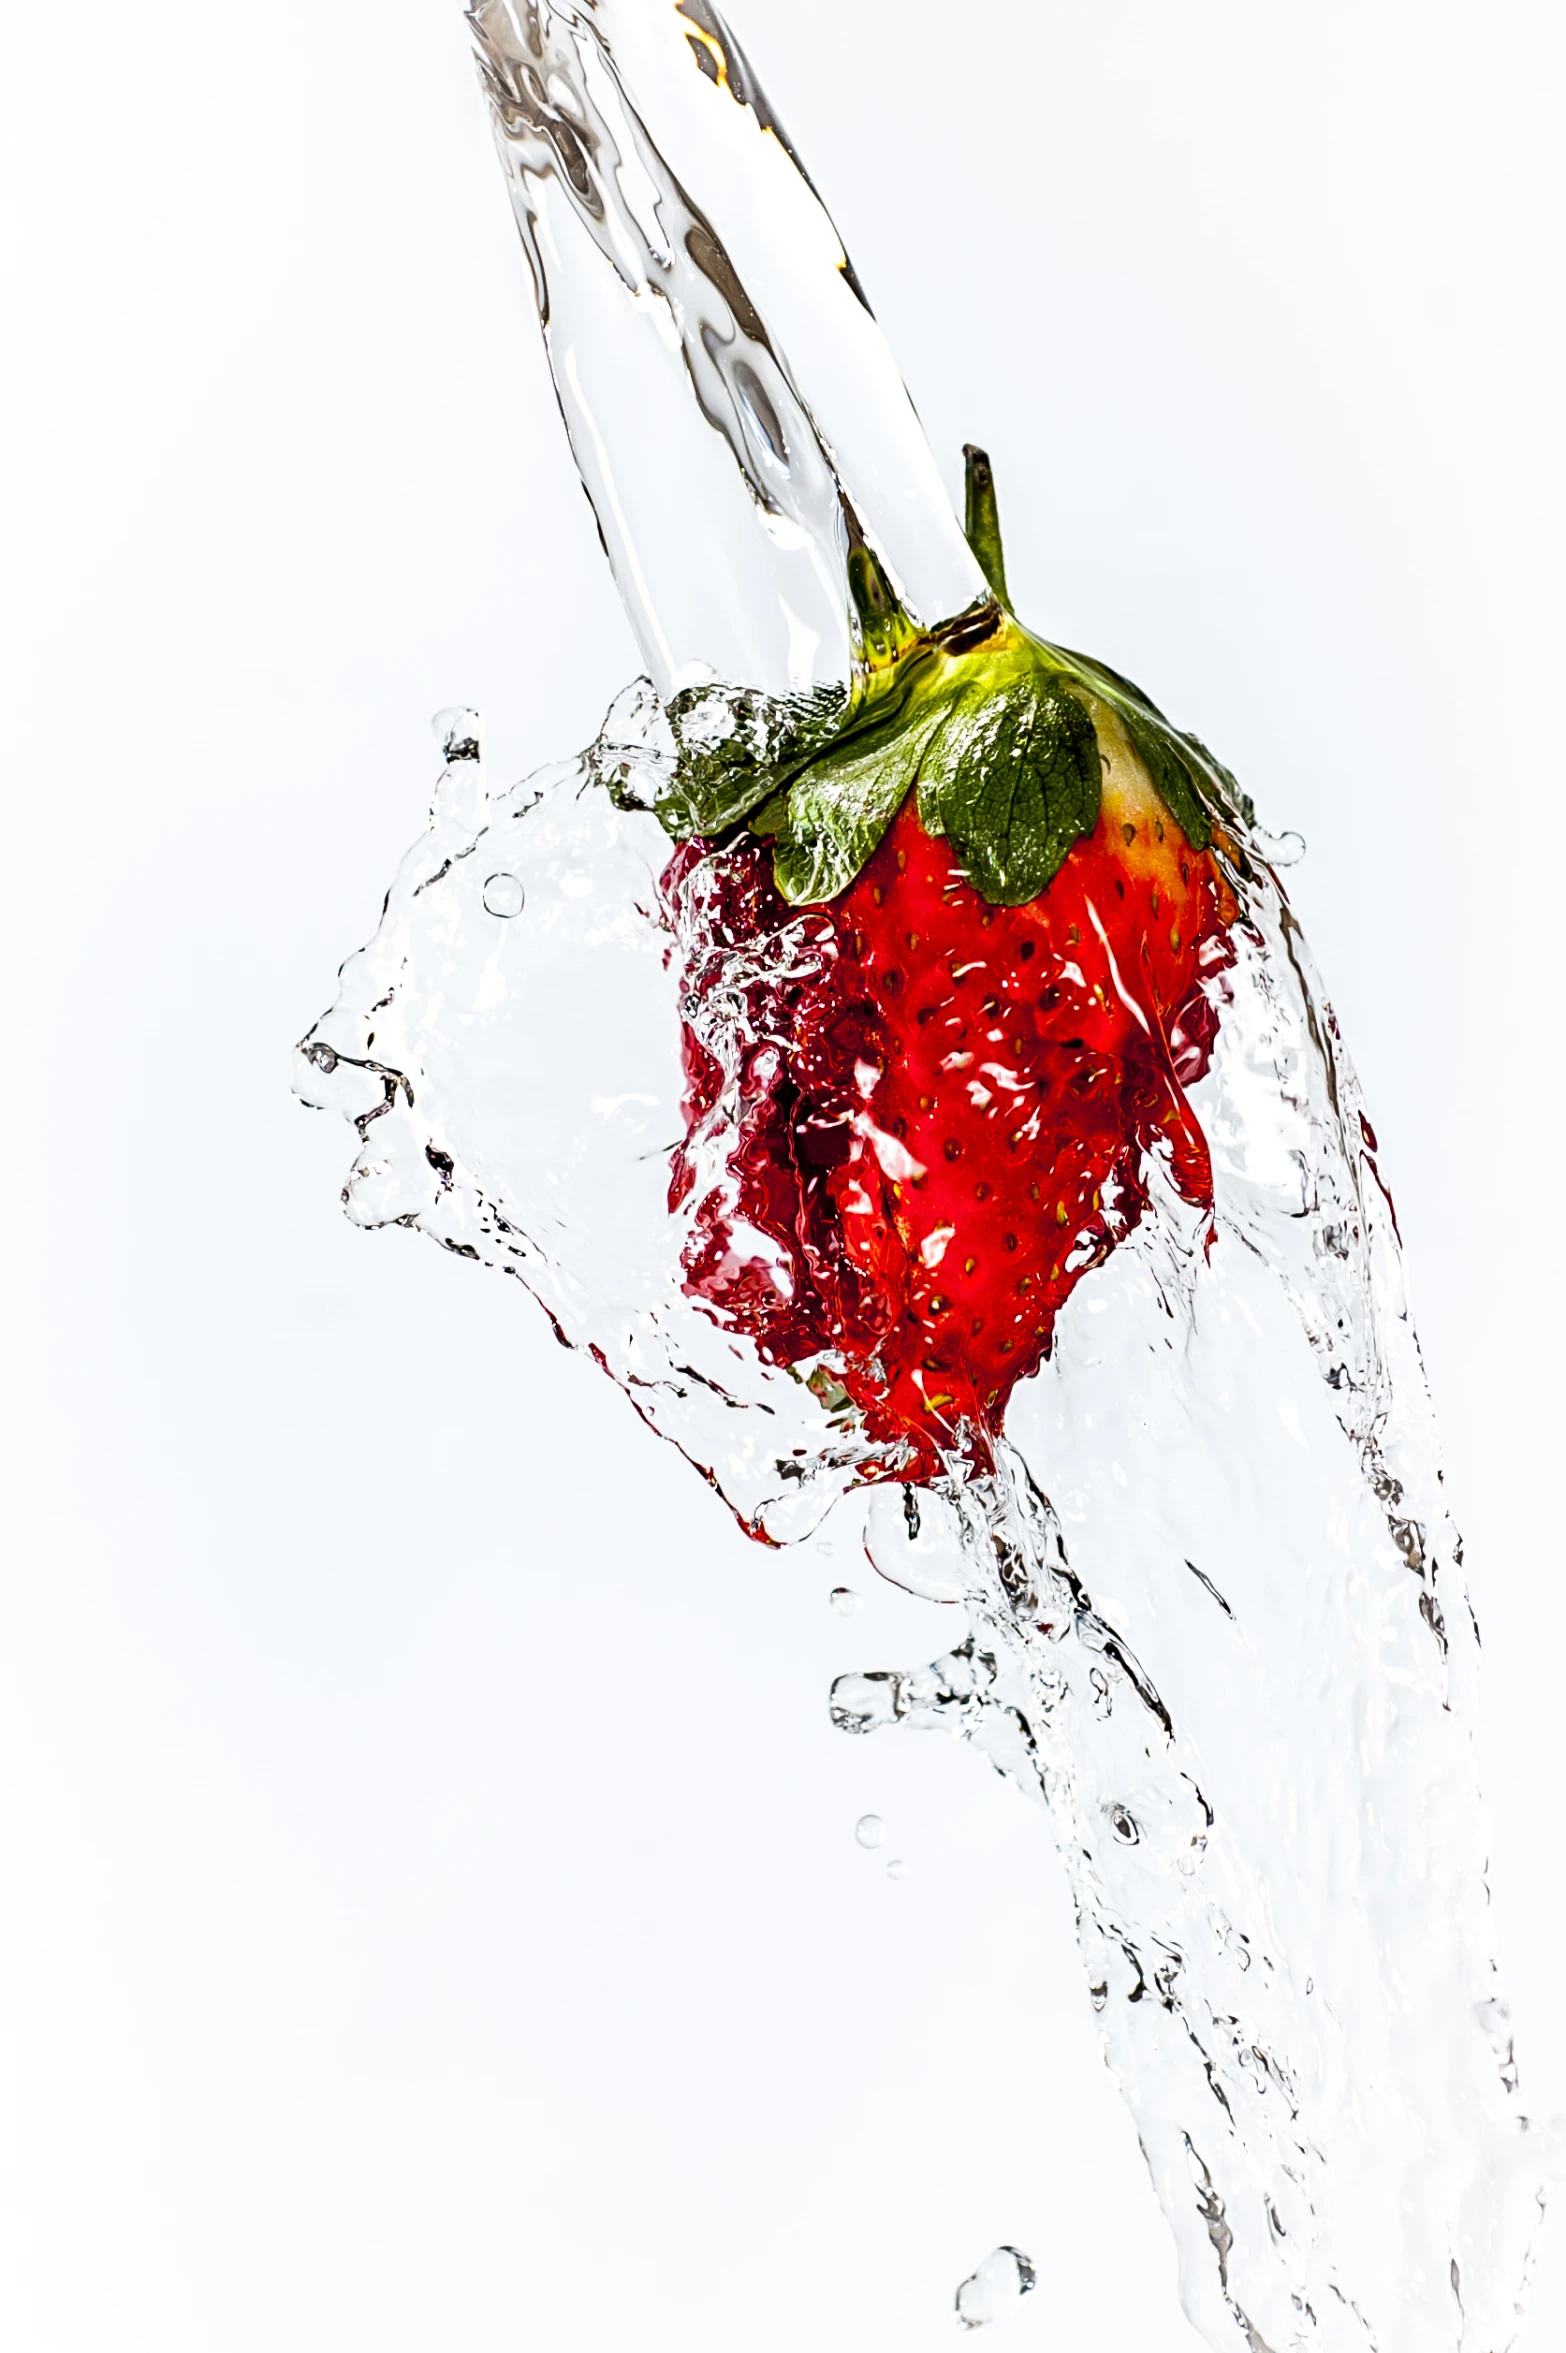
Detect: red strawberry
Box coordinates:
(663, 453, 1241, 1480)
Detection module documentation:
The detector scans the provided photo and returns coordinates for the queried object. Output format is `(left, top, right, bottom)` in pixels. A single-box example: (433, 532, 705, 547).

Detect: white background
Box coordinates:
(2, 1, 1563, 2346)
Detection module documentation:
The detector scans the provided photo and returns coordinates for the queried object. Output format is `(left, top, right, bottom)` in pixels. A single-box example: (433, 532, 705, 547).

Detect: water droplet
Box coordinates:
(829, 1585, 863, 1616)
(886, 1857, 907, 1881)
(433, 705, 482, 765)
(482, 872, 526, 918)
(303, 1040, 338, 1074)
(830, 1671, 901, 1736)
(1110, 1805, 1140, 1845)
(863, 1483, 969, 1602)
(1252, 824, 1306, 868)
(854, 1813, 887, 1849)
(955, 2246, 1036, 2329)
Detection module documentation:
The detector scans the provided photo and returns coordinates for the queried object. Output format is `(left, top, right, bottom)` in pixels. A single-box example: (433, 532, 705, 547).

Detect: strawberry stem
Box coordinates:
(963, 445, 1010, 609)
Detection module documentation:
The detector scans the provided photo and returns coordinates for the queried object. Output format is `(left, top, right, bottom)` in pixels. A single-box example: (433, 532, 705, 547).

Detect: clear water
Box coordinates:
(295, 4, 1555, 2344)
(466, 0, 983, 699)
(956, 2246, 1036, 2330)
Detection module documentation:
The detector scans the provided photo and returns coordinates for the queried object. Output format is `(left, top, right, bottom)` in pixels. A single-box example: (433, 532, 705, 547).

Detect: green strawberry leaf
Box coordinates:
(917, 670, 1101, 906)
(659, 679, 847, 840)
(1186, 734, 1256, 830)
(757, 699, 946, 903)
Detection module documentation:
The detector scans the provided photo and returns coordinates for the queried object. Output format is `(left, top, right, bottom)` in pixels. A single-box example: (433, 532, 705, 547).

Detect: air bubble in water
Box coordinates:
(829, 1585, 863, 1616)
(482, 872, 526, 919)
(955, 2246, 1036, 2329)
(855, 1813, 887, 1849)
(887, 1857, 907, 1882)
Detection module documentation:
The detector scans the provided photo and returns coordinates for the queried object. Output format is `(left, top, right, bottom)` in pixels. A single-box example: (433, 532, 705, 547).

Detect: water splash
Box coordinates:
(294, 4, 1554, 2345)
(297, 691, 1551, 2339)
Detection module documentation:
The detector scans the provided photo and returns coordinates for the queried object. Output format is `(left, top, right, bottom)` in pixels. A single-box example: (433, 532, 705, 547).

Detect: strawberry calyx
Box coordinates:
(656, 450, 1252, 909)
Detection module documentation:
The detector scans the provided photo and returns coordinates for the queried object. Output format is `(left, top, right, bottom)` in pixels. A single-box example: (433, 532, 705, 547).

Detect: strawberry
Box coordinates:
(663, 452, 1242, 1480)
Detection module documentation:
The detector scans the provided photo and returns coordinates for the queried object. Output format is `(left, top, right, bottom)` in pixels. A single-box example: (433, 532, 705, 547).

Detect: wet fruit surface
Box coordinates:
(668, 781, 1236, 1478)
